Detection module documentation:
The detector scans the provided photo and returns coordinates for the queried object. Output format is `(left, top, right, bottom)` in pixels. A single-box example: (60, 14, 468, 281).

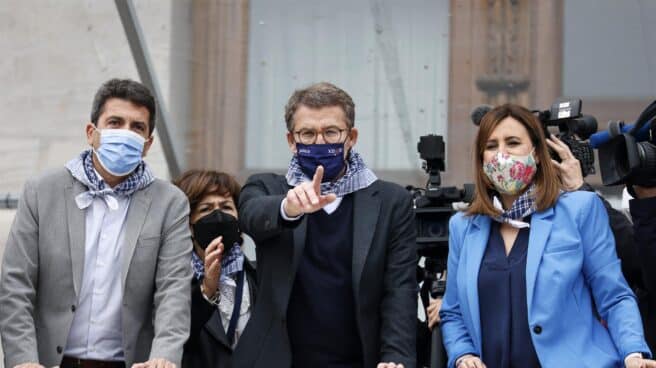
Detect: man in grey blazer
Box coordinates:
(239, 82, 417, 368)
(0, 79, 192, 368)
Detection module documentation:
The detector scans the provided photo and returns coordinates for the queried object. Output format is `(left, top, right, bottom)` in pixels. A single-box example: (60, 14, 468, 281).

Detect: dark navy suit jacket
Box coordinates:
(238, 173, 417, 368)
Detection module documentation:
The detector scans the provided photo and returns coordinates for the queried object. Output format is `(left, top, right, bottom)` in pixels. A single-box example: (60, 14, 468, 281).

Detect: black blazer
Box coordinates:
(182, 260, 258, 368)
(630, 196, 656, 352)
(237, 173, 417, 368)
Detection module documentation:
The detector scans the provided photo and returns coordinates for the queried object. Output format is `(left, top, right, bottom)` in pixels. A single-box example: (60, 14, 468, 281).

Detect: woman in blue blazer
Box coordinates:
(439, 104, 654, 368)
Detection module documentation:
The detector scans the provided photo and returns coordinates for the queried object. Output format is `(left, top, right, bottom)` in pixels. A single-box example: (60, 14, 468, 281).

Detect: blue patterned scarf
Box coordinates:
(286, 149, 377, 197)
(65, 149, 154, 210)
(491, 184, 537, 228)
(191, 243, 245, 283)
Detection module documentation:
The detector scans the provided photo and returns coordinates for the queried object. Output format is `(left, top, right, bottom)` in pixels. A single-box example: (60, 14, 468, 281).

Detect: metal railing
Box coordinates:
(0, 194, 19, 209)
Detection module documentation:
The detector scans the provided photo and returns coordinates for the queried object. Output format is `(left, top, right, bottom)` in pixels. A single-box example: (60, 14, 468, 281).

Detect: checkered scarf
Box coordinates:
(65, 149, 154, 210)
(286, 149, 377, 197)
(191, 243, 245, 282)
(491, 184, 537, 228)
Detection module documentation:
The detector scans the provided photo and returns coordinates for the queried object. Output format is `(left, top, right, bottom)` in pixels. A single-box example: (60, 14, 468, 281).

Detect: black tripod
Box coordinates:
(419, 257, 447, 368)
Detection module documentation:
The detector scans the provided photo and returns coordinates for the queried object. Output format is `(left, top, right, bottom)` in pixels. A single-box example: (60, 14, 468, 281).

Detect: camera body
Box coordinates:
(593, 101, 656, 187)
(534, 98, 598, 177)
(411, 134, 474, 259)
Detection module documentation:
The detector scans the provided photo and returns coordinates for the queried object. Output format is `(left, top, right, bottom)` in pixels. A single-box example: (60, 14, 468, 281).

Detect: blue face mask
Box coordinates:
(93, 128, 146, 176)
(296, 143, 345, 182)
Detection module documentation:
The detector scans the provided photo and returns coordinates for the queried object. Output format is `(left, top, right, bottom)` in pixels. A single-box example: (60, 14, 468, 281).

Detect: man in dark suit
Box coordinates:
(239, 82, 417, 368)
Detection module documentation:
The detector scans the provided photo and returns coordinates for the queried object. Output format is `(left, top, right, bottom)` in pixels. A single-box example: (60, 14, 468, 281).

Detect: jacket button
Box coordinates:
(533, 325, 542, 334)
(71, 305, 76, 312)
(56, 346, 63, 354)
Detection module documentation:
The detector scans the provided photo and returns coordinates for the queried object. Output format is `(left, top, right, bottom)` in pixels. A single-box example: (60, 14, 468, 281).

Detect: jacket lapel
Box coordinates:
(464, 214, 490, 349)
(65, 180, 88, 297)
(526, 207, 553, 312)
(290, 216, 308, 281)
(204, 309, 232, 348)
(121, 187, 152, 289)
(352, 186, 380, 298)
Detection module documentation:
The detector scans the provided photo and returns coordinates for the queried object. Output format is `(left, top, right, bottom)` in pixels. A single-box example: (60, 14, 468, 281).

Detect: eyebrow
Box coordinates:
(487, 135, 521, 141)
(296, 124, 343, 131)
(106, 115, 148, 131)
(130, 121, 148, 130)
(198, 200, 234, 207)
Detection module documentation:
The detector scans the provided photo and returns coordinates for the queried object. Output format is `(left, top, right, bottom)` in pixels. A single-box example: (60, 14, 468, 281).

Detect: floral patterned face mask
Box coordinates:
(483, 150, 537, 195)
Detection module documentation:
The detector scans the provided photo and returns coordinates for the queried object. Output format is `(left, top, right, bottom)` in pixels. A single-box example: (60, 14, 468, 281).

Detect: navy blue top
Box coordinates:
(287, 195, 363, 368)
(478, 220, 541, 368)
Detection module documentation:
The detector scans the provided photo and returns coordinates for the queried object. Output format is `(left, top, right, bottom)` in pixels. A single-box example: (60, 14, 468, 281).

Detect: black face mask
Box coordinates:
(192, 209, 242, 252)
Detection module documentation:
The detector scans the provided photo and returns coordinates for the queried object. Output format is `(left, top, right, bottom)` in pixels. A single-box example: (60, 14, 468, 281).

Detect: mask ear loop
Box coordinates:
(90, 127, 104, 168)
(529, 147, 539, 167)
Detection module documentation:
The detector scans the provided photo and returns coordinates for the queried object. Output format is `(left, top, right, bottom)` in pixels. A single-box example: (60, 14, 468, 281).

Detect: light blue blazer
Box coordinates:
(439, 191, 651, 368)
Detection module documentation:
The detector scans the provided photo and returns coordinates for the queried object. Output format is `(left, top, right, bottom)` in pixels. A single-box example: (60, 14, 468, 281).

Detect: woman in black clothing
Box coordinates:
(174, 170, 257, 368)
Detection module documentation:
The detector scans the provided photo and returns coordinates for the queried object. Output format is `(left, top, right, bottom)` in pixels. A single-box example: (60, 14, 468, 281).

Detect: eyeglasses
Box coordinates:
(293, 127, 349, 145)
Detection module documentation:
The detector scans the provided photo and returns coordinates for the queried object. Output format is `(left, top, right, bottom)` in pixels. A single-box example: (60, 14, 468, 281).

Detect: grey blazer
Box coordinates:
(0, 168, 193, 368)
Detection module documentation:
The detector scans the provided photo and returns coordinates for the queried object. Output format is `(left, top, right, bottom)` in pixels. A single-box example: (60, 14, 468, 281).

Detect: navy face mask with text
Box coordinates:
(296, 143, 345, 182)
(192, 210, 242, 252)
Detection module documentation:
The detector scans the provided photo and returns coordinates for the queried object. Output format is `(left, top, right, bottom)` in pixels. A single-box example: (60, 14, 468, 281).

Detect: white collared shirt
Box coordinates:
(280, 197, 343, 220)
(64, 185, 131, 361)
(217, 277, 251, 348)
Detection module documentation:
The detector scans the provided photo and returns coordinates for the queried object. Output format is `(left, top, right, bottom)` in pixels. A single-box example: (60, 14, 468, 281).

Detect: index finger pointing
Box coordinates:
(312, 165, 324, 192)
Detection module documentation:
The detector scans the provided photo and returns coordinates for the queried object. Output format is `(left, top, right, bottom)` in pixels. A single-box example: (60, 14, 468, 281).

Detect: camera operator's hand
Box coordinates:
(427, 297, 443, 330)
(624, 354, 656, 368)
(456, 354, 486, 368)
(283, 165, 337, 218)
(376, 363, 404, 368)
(633, 185, 656, 199)
(546, 134, 584, 191)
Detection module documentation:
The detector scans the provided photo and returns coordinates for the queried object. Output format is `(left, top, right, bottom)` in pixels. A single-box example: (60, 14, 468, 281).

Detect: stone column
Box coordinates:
(187, 0, 250, 175)
(446, 0, 563, 186)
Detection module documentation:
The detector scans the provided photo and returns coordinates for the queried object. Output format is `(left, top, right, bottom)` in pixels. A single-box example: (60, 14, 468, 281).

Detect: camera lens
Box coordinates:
(573, 115, 598, 139)
(424, 221, 447, 238)
(637, 142, 656, 169)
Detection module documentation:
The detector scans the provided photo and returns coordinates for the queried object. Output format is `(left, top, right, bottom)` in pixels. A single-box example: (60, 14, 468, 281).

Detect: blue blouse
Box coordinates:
(477, 220, 541, 368)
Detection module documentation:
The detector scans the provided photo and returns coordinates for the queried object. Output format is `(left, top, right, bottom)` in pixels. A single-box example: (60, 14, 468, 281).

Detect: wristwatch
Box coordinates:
(200, 283, 220, 305)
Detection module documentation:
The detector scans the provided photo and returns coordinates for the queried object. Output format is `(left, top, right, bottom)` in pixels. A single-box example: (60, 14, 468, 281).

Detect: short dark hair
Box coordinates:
(90, 78, 157, 136)
(173, 170, 241, 215)
(284, 82, 355, 131)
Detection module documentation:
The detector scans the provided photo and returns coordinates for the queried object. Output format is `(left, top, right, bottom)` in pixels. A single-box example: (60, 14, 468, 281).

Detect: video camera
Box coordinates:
(589, 100, 656, 187)
(410, 134, 474, 259)
(533, 98, 598, 176)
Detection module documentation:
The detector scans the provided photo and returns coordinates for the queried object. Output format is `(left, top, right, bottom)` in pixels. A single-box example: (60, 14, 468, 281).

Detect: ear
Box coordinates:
(86, 123, 97, 147)
(142, 135, 154, 157)
(287, 131, 297, 155)
(346, 127, 358, 151)
(533, 146, 540, 165)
